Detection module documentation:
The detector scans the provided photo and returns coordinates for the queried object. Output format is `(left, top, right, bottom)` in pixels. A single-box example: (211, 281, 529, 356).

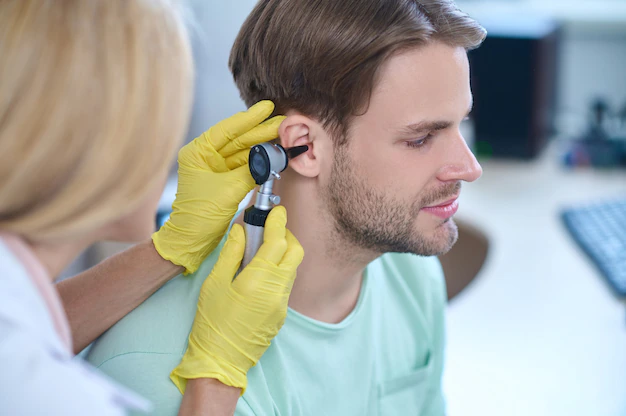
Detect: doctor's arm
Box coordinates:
(179, 379, 241, 416)
(57, 240, 182, 353)
(56, 101, 284, 353)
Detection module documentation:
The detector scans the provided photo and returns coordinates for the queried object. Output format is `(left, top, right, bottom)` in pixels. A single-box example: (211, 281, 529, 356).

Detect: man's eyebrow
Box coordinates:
(400, 120, 453, 134)
(399, 99, 475, 135)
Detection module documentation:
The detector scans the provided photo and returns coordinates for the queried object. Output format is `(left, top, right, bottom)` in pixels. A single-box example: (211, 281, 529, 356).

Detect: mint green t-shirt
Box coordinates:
(86, 242, 447, 416)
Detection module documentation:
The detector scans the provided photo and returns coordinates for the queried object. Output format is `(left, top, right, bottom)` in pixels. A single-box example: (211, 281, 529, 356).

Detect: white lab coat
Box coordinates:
(0, 240, 152, 415)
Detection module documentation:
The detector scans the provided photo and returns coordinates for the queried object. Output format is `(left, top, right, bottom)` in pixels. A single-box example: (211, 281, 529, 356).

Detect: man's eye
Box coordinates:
(406, 134, 432, 149)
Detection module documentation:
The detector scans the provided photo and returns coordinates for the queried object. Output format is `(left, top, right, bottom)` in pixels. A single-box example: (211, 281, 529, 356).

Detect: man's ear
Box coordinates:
(278, 114, 322, 178)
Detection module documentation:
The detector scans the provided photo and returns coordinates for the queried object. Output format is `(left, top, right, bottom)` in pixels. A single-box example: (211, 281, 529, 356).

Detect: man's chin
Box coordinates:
(437, 219, 459, 253)
(415, 219, 458, 256)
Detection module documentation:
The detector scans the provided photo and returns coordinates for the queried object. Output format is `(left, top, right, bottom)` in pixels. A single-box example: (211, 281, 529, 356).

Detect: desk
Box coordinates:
(444, 143, 626, 416)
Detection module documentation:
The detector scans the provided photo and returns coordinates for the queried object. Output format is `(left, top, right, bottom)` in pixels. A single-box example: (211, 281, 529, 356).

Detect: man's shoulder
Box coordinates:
(92, 351, 184, 416)
(85, 272, 197, 368)
(87, 241, 225, 365)
(84, 242, 227, 416)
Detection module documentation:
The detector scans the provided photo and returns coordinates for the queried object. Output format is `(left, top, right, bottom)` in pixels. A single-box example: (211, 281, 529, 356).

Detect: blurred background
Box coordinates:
(63, 1, 626, 415)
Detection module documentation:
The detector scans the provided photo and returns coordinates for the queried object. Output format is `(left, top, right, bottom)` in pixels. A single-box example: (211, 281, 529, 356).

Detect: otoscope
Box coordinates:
(240, 142, 308, 270)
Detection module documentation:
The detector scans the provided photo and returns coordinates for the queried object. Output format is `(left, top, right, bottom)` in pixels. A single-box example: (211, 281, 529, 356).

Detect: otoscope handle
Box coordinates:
(240, 222, 265, 271)
(239, 205, 271, 273)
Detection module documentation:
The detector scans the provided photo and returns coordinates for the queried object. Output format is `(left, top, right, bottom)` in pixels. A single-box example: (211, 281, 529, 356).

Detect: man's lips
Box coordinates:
(421, 196, 460, 219)
(424, 195, 459, 208)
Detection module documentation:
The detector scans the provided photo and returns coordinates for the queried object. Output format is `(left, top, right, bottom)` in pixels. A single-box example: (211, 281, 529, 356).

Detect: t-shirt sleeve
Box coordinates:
(96, 352, 184, 416)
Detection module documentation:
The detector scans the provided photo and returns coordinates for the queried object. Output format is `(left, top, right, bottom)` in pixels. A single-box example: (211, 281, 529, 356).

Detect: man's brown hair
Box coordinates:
(230, 0, 486, 144)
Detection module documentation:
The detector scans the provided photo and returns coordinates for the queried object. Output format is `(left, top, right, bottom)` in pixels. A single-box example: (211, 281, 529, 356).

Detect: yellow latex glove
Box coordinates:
(170, 206, 304, 395)
(152, 100, 286, 274)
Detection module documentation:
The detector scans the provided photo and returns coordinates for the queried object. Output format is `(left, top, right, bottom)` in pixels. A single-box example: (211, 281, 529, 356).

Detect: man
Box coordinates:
(86, 0, 485, 414)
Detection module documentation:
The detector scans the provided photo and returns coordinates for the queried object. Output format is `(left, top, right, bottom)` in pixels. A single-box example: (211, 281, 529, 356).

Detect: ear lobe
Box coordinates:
(278, 114, 320, 178)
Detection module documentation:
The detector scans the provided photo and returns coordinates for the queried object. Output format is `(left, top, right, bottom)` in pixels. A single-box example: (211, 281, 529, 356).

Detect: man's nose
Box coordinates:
(437, 133, 483, 183)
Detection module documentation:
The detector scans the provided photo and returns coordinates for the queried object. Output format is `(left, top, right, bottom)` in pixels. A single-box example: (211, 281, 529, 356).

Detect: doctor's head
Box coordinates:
(230, 0, 486, 257)
(0, 0, 193, 244)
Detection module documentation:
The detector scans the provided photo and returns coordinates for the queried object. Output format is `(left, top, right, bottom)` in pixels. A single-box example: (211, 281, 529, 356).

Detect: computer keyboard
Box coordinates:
(562, 198, 626, 296)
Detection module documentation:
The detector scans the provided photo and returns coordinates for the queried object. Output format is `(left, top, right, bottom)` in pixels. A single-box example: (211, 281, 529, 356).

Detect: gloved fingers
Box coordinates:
(210, 101, 276, 151)
(280, 229, 305, 270)
(220, 164, 257, 195)
(219, 116, 285, 158)
(254, 206, 288, 265)
(224, 149, 250, 171)
(210, 224, 246, 284)
(177, 137, 227, 172)
(266, 229, 303, 292)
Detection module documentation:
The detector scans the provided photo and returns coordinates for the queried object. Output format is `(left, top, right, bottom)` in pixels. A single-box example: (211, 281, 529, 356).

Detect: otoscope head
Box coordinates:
(241, 142, 309, 272)
(249, 142, 309, 185)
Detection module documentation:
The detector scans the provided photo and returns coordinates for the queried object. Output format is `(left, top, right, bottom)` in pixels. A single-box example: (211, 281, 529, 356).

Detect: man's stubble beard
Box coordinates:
(322, 144, 460, 258)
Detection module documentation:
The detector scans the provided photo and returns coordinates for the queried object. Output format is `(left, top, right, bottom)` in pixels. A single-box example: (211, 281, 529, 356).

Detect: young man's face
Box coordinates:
(322, 42, 482, 256)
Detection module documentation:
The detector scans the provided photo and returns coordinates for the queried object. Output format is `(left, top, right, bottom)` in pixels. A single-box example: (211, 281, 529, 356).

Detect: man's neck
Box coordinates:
(275, 171, 379, 323)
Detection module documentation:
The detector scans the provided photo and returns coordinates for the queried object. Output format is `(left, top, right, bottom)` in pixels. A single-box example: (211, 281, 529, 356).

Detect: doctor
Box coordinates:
(0, 0, 302, 415)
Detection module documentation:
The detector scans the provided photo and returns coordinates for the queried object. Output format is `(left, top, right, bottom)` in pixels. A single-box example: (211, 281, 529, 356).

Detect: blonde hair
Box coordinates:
(0, 0, 193, 241)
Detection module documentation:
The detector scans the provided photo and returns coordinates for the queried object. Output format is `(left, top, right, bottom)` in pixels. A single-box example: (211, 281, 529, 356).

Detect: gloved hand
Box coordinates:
(170, 206, 304, 395)
(152, 100, 285, 274)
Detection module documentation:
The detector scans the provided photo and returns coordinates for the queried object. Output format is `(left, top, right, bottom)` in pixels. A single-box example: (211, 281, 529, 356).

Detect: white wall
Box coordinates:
(557, 32, 626, 126)
(184, 0, 260, 143)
